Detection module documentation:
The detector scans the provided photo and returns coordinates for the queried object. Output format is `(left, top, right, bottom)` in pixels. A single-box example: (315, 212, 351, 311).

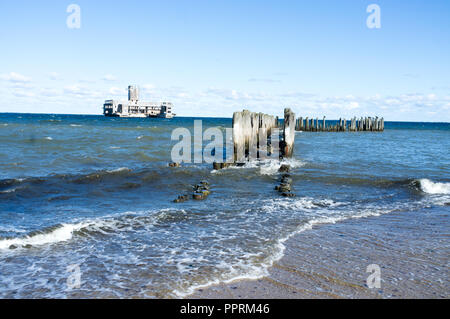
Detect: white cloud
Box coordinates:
(12, 90, 35, 98)
(64, 84, 82, 94)
(1, 72, 32, 83)
(109, 87, 126, 96)
(347, 101, 360, 109)
(40, 88, 60, 97)
(103, 74, 117, 81)
(48, 72, 60, 80)
(248, 78, 282, 83)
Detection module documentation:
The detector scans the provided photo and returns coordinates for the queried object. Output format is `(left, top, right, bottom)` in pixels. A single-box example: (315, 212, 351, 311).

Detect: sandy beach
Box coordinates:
(189, 207, 449, 299)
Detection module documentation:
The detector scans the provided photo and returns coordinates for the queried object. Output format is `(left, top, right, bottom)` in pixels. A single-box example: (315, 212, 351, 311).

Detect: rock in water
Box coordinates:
(169, 162, 181, 168)
(279, 164, 290, 173)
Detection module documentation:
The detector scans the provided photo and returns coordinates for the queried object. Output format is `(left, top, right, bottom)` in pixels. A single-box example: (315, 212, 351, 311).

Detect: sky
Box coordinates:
(0, 0, 449, 121)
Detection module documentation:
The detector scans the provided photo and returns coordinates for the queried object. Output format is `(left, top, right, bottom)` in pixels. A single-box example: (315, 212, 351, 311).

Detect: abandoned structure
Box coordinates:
(103, 85, 175, 118)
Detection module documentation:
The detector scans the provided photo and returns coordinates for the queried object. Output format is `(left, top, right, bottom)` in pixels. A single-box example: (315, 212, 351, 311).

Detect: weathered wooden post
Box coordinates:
(282, 108, 296, 158)
(232, 110, 278, 163)
(305, 117, 309, 131)
(322, 116, 326, 132)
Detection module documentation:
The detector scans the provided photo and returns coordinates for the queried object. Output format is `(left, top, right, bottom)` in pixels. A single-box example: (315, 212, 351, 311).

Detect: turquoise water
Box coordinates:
(0, 113, 448, 298)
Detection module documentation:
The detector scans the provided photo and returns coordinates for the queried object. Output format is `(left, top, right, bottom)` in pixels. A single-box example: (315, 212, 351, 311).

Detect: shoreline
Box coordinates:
(187, 207, 448, 299)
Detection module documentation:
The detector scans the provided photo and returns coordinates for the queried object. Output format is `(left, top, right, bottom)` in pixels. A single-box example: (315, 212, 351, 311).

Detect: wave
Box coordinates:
(211, 158, 306, 176)
(0, 208, 187, 251)
(72, 167, 133, 183)
(0, 177, 41, 192)
(416, 179, 450, 195)
(0, 186, 23, 194)
(175, 197, 393, 298)
(0, 223, 86, 250)
(106, 167, 131, 174)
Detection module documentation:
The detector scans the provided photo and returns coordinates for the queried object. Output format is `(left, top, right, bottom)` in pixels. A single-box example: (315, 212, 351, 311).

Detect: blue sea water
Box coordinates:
(0, 113, 448, 298)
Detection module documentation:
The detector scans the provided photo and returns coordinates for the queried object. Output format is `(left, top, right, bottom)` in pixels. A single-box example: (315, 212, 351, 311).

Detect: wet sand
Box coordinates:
(188, 208, 449, 299)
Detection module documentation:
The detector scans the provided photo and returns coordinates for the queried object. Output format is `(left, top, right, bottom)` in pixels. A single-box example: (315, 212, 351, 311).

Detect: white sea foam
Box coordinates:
(0, 187, 20, 194)
(259, 158, 305, 175)
(106, 167, 130, 173)
(419, 179, 450, 195)
(44, 136, 53, 140)
(0, 223, 87, 250)
(0, 226, 26, 233)
(0, 209, 179, 251)
(176, 198, 390, 298)
(211, 158, 306, 176)
(70, 124, 82, 127)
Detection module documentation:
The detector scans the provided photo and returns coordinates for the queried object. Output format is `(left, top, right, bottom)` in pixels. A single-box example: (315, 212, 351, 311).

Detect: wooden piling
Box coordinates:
(232, 110, 278, 163)
(283, 108, 296, 157)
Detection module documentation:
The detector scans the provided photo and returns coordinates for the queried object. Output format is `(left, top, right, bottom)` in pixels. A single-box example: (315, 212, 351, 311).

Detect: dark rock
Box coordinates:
(279, 164, 290, 173)
(202, 190, 211, 196)
(213, 162, 234, 170)
(193, 192, 205, 200)
(168, 162, 181, 168)
(281, 192, 296, 197)
(173, 194, 189, 203)
(279, 187, 291, 193)
(9, 245, 17, 250)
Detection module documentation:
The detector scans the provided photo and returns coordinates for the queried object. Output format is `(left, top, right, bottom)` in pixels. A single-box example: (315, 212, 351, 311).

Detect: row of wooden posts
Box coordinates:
(229, 110, 384, 164)
(295, 116, 384, 132)
(231, 108, 296, 163)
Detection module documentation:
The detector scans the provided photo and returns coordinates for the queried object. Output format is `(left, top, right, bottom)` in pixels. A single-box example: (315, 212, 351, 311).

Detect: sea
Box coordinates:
(0, 113, 448, 298)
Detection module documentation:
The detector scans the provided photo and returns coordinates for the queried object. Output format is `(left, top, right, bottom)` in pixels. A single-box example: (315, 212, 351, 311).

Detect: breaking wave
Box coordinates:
(211, 158, 306, 175)
(417, 179, 450, 195)
(0, 223, 86, 250)
(0, 209, 187, 251)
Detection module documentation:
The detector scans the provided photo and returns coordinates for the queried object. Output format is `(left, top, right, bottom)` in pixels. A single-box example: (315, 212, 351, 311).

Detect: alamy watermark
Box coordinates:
(66, 4, 81, 29)
(66, 264, 81, 290)
(170, 120, 281, 164)
(366, 4, 381, 29)
(366, 264, 381, 289)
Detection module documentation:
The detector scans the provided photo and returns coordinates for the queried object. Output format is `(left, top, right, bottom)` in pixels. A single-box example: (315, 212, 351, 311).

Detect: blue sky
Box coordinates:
(0, 0, 449, 121)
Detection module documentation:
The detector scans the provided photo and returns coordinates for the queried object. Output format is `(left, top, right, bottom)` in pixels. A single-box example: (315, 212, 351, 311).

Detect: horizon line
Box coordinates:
(1, 111, 450, 124)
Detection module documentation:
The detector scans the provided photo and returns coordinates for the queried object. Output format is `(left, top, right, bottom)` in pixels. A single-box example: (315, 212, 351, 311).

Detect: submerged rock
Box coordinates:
(168, 162, 181, 168)
(213, 162, 234, 170)
(173, 194, 189, 203)
(279, 164, 290, 173)
(275, 172, 295, 197)
(281, 192, 296, 198)
(278, 185, 291, 193)
(193, 192, 205, 200)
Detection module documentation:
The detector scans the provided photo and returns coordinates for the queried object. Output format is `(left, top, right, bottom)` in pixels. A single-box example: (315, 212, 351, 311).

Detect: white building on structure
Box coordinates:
(103, 85, 175, 118)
